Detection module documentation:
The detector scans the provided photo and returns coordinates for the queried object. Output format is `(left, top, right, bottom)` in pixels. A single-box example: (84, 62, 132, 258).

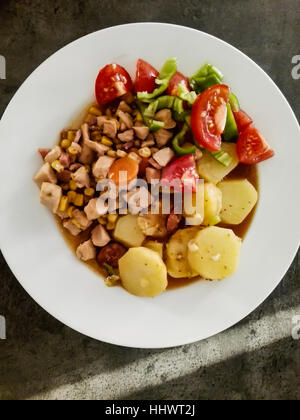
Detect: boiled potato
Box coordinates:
(188, 226, 241, 280)
(218, 179, 258, 225)
(119, 247, 168, 297)
(166, 228, 199, 278)
(183, 182, 205, 226)
(203, 183, 223, 226)
(197, 143, 239, 184)
(145, 241, 164, 259)
(114, 214, 145, 248)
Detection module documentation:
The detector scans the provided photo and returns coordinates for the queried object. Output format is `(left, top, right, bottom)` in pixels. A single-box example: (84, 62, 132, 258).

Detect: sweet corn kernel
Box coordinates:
(101, 136, 113, 147)
(58, 196, 69, 212)
(107, 214, 118, 223)
(89, 106, 102, 116)
(91, 131, 102, 141)
(107, 150, 117, 158)
(68, 146, 79, 155)
(135, 111, 143, 122)
(62, 184, 70, 191)
(105, 108, 112, 117)
(98, 216, 107, 225)
(84, 188, 95, 197)
(84, 113, 94, 123)
(51, 160, 64, 173)
(128, 152, 142, 164)
(67, 131, 76, 141)
(67, 191, 77, 204)
(116, 150, 127, 158)
(71, 218, 81, 229)
(69, 180, 77, 191)
(138, 147, 152, 158)
(61, 139, 71, 149)
(74, 194, 84, 207)
(67, 206, 75, 218)
(106, 222, 115, 231)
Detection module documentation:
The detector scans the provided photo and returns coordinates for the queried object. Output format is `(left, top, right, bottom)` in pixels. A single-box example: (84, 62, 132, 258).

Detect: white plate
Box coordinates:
(0, 23, 299, 349)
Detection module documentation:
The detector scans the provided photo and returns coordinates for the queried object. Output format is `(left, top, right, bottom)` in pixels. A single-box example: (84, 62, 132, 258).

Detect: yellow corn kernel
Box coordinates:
(138, 147, 152, 159)
(61, 183, 70, 191)
(67, 131, 76, 141)
(67, 191, 77, 204)
(58, 196, 69, 213)
(101, 136, 113, 147)
(68, 145, 79, 155)
(69, 180, 77, 191)
(91, 131, 102, 141)
(105, 108, 112, 117)
(61, 139, 71, 149)
(116, 150, 127, 158)
(89, 106, 102, 116)
(84, 113, 94, 124)
(74, 194, 84, 207)
(128, 152, 142, 164)
(135, 111, 143, 122)
(71, 218, 81, 229)
(107, 214, 118, 224)
(51, 160, 64, 173)
(107, 150, 117, 158)
(67, 206, 75, 218)
(84, 188, 95, 197)
(98, 216, 107, 225)
(106, 222, 116, 231)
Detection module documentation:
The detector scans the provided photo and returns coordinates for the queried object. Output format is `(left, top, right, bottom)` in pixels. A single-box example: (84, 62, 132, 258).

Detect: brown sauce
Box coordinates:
(56, 103, 259, 292)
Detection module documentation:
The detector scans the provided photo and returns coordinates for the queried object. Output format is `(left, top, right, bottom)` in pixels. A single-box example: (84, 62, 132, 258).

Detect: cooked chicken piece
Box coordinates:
(148, 157, 163, 170)
(59, 152, 71, 168)
(38, 149, 51, 160)
(63, 220, 81, 236)
(120, 122, 127, 132)
(44, 146, 62, 164)
(73, 129, 82, 143)
(34, 162, 57, 188)
(137, 213, 168, 239)
(118, 129, 134, 143)
(79, 143, 95, 165)
(103, 120, 118, 139)
(117, 110, 133, 129)
(40, 182, 62, 214)
(93, 155, 115, 179)
(122, 92, 135, 104)
(154, 129, 173, 148)
(123, 141, 134, 151)
(127, 188, 153, 214)
(155, 109, 176, 129)
(85, 139, 108, 155)
(72, 209, 92, 229)
(117, 101, 132, 114)
(146, 167, 161, 184)
(133, 125, 150, 141)
(70, 142, 82, 154)
(56, 210, 69, 220)
(152, 148, 175, 167)
(97, 116, 109, 129)
(73, 166, 90, 188)
(69, 163, 82, 172)
(91, 224, 111, 247)
(57, 170, 72, 183)
(84, 198, 106, 221)
(81, 123, 91, 142)
(76, 240, 96, 261)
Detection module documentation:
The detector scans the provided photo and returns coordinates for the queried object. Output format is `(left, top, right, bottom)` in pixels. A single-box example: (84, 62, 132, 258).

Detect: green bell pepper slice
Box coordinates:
(176, 83, 197, 105)
(223, 103, 239, 142)
(172, 123, 196, 156)
(136, 100, 165, 132)
(229, 92, 240, 112)
(144, 96, 175, 119)
(190, 63, 224, 93)
(137, 58, 177, 101)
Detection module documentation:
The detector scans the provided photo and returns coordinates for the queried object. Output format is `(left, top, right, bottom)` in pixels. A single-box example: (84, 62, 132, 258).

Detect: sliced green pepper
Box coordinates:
(172, 123, 196, 156)
(144, 96, 175, 118)
(229, 92, 240, 112)
(137, 58, 177, 101)
(190, 63, 224, 93)
(223, 103, 239, 142)
(136, 100, 165, 132)
(172, 98, 190, 121)
(177, 83, 197, 105)
(211, 150, 232, 167)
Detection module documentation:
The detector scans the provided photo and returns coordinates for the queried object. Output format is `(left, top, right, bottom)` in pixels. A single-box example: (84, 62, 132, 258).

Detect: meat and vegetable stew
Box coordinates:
(34, 58, 274, 297)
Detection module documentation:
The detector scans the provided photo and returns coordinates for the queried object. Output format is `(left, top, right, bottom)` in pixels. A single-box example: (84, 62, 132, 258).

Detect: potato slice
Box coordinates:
(203, 183, 223, 226)
(218, 179, 258, 225)
(166, 227, 199, 278)
(114, 214, 146, 248)
(137, 213, 168, 239)
(197, 143, 239, 184)
(145, 241, 164, 259)
(119, 247, 168, 297)
(188, 226, 241, 280)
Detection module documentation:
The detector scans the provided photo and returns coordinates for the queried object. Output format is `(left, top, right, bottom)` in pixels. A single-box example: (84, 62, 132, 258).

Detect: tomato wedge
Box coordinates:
(135, 59, 159, 93)
(167, 72, 191, 96)
(233, 109, 253, 133)
(95, 64, 133, 105)
(237, 126, 274, 164)
(161, 155, 199, 193)
(191, 84, 230, 152)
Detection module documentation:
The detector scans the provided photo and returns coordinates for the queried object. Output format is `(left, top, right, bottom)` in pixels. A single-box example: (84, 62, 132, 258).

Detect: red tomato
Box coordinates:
(237, 126, 274, 164)
(233, 109, 253, 132)
(167, 72, 191, 96)
(191, 84, 230, 152)
(135, 59, 159, 93)
(161, 155, 199, 193)
(95, 64, 133, 105)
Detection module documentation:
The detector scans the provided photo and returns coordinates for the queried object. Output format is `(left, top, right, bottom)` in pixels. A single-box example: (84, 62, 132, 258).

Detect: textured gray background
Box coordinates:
(0, 0, 299, 400)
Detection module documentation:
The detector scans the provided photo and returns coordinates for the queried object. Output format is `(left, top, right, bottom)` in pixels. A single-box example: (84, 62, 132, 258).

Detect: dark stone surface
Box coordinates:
(0, 0, 299, 400)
